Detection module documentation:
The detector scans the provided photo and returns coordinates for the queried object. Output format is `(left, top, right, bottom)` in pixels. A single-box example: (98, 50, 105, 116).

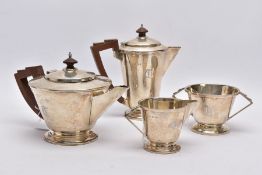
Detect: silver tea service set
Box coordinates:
(14, 25, 253, 154)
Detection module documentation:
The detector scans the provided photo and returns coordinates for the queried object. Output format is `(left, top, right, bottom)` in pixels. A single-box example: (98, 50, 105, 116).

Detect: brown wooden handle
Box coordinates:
(14, 66, 45, 119)
(90, 39, 125, 104)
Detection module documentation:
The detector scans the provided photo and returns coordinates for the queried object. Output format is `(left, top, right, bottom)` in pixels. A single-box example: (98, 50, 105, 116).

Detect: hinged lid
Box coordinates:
(29, 52, 111, 91)
(121, 25, 167, 52)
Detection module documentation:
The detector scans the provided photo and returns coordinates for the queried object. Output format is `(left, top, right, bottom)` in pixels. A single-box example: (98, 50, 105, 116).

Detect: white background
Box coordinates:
(1, 0, 261, 174)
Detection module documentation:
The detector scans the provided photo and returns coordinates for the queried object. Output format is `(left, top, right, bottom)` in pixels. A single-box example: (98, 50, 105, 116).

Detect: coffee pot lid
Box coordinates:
(122, 25, 167, 51)
(45, 52, 96, 83)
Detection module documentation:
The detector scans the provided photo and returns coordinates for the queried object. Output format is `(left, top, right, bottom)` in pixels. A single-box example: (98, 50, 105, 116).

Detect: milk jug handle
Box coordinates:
(14, 66, 45, 119)
(228, 91, 253, 120)
(124, 107, 144, 135)
(90, 39, 126, 105)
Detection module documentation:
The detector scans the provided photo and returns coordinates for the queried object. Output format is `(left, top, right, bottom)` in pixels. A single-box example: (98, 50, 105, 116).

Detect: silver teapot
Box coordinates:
(15, 53, 127, 145)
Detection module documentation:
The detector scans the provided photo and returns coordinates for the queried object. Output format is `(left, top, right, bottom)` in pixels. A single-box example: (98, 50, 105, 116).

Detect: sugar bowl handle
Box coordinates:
(172, 87, 186, 97)
(228, 91, 253, 120)
(90, 39, 126, 105)
(14, 66, 45, 119)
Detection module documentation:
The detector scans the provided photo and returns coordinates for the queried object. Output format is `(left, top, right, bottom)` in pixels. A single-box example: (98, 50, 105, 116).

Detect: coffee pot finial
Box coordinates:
(136, 24, 148, 37)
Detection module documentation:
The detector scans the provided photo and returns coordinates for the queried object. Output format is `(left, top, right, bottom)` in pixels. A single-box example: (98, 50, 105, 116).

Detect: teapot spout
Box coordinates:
(163, 46, 181, 75)
(90, 86, 128, 122)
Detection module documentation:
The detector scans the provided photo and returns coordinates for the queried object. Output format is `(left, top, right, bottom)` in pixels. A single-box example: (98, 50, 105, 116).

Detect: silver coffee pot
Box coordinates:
(91, 25, 181, 119)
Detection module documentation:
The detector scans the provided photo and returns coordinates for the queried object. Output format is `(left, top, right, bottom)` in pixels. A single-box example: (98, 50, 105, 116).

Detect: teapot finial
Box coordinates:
(63, 52, 78, 69)
(136, 24, 148, 37)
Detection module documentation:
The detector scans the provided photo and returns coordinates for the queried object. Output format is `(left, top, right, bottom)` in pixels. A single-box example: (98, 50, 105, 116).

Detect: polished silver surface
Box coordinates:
(28, 53, 128, 145)
(30, 53, 112, 91)
(173, 84, 253, 135)
(32, 86, 127, 133)
(116, 47, 180, 119)
(126, 98, 196, 154)
(91, 25, 181, 119)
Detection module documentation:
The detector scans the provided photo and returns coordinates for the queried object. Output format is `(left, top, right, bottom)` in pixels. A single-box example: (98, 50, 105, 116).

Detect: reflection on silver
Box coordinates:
(173, 84, 253, 135)
(125, 98, 196, 154)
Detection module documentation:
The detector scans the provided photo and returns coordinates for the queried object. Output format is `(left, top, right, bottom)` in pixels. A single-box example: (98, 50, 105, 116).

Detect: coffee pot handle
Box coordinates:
(90, 39, 126, 105)
(124, 107, 144, 135)
(14, 66, 45, 119)
(228, 91, 253, 120)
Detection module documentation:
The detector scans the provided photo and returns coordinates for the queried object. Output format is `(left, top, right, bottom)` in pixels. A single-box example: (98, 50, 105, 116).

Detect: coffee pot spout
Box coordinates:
(90, 86, 128, 122)
(163, 47, 181, 75)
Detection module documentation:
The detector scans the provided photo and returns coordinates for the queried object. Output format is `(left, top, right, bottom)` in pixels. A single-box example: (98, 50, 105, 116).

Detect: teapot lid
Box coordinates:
(29, 53, 111, 91)
(121, 25, 167, 52)
(45, 52, 95, 83)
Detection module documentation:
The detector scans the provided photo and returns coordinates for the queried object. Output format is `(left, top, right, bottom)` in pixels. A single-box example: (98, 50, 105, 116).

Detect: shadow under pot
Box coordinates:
(125, 97, 196, 154)
(173, 84, 253, 135)
(90, 25, 181, 120)
(14, 52, 127, 146)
